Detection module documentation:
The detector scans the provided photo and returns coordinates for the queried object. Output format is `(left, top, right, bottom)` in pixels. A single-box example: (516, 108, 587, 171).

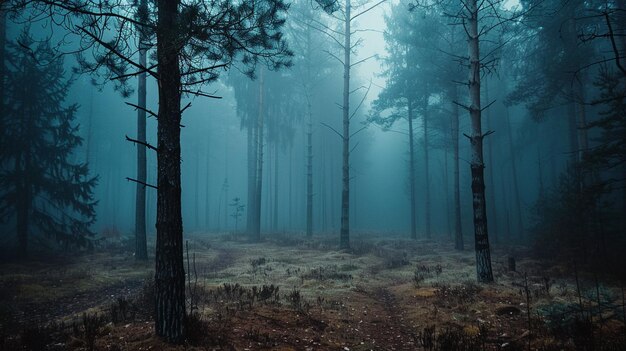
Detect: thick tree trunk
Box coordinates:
(154, 0, 186, 342)
(306, 103, 313, 237)
(339, 0, 351, 250)
(467, 0, 493, 282)
(423, 97, 431, 239)
(408, 100, 417, 240)
(135, 9, 148, 259)
(452, 86, 464, 250)
(253, 68, 265, 242)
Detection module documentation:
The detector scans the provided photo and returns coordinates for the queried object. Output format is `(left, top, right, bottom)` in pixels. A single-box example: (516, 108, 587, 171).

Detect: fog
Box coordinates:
(1, 0, 625, 349)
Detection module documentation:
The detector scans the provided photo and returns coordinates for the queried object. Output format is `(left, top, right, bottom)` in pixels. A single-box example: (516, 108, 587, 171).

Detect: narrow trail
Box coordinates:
(359, 286, 420, 350)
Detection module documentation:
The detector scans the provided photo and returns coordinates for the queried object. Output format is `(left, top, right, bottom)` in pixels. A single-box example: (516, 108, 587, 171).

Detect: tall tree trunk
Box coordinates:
(339, 0, 351, 250)
(247, 123, 257, 236)
(467, 0, 493, 282)
(484, 81, 497, 244)
(505, 108, 524, 240)
(452, 86, 464, 250)
(272, 143, 278, 231)
(253, 68, 265, 242)
(205, 141, 210, 229)
(306, 102, 314, 237)
(154, 0, 185, 342)
(423, 96, 431, 239)
(134, 0, 148, 260)
(444, 145, 451, 239)
(408, 99, 417, 240)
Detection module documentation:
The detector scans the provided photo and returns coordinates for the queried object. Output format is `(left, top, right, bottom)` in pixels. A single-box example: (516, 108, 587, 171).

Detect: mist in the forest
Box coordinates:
(1, 0, 625, 349)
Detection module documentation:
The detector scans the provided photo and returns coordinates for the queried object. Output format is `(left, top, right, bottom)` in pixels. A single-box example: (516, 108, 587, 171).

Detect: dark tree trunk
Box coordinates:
(452, 86, 463, 251)
(339, 0, 351, 250)
(408, 100, 417, 240)
(135, 5, 148, 259)
(205, 142, 210, 229)
(253, 68, 265, 242)
(154, 0, 186, 342)
(467, 0, 493, 282)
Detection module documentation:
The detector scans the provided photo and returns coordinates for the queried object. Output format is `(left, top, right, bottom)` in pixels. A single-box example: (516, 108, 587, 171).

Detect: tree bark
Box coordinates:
(467, 0, 493, 282)
(339, 0, 351, 250)
(135, 5, 148, 259)
(408, 99, 417, 240)
(452, 86, 463, 250)
(154, 0, 186, 342)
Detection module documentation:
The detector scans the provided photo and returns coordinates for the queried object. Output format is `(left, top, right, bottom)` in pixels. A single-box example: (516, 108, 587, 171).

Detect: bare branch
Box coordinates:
(321, 122, 345, 140)
(126, 177, 158, 190)
(125, 135, 158, 152)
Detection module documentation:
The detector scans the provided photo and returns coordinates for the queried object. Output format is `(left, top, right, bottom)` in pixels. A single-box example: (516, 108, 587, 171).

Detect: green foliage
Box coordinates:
(0, 30, 98, 253)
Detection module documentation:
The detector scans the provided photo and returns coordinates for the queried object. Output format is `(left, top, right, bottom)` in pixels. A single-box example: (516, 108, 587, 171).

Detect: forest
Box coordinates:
(0, 0, 625, 350)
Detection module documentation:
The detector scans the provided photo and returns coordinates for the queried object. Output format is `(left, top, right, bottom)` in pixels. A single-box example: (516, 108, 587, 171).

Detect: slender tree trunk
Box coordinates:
(408, 100, 417, 240)
(484, 81, 497, 244)
(452, 86, 464, 250)
(339, 0, 351, 250)
(247, 124, 257, 236)
(306, 102, 314, 237)
(467, 0, 493, 282)
(154, 0, 186, 342)
(423, 97, 431, 239)
(253, 68, 265, 242)
(134, 0, 148, 260)
(205, 141, 210, 229)
(444, 145, 451, 240)
(505, 108, 524, 240)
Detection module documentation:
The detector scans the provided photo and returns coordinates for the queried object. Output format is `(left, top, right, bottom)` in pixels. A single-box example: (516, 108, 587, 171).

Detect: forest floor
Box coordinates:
(1, 232, 625, 350)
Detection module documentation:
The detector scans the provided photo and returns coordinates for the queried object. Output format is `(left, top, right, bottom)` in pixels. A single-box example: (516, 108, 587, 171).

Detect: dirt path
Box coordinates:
(357, 286, 419, 350)
(16, 279, 144, 326)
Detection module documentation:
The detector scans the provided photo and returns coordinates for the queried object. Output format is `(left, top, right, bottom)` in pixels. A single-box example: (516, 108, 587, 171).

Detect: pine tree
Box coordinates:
(0, 31, 98, 257)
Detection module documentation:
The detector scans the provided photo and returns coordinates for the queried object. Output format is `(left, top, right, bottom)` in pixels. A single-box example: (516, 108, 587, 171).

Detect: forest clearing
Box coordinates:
(2, 234, 625, 350)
